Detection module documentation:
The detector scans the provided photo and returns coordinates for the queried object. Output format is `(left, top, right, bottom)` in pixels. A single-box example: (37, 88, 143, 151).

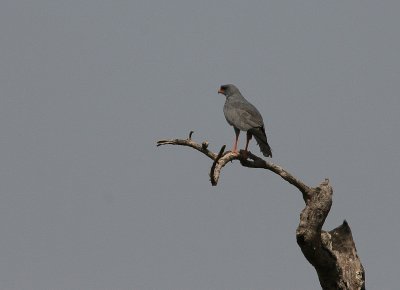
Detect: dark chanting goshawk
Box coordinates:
(218, 84, 272, 158)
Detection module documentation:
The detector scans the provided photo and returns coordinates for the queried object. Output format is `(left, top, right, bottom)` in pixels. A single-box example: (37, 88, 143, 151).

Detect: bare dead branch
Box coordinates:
(157, 134, 217, 160)
(157, 133, 310, 197)
(210, 145, 226, 186)
(156, 133, 365, 289)
(240, 151, 311, 200)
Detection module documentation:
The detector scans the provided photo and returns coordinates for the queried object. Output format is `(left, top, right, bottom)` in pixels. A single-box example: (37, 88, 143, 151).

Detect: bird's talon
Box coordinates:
(239, 150, 249, 159)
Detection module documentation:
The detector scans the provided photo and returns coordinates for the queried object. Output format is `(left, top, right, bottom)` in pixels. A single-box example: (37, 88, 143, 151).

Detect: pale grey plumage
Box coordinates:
(219, 84, 272, 157)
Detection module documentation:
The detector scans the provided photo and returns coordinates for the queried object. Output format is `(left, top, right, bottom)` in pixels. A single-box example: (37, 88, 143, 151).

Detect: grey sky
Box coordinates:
(1, 0, 399, 289)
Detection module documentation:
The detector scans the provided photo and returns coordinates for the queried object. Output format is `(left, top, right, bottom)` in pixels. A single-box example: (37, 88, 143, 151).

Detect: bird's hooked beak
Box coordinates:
(218, 88, 224, 95)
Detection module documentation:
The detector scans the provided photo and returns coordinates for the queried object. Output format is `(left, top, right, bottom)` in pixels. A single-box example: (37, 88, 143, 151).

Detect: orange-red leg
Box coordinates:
(233, 128, 240, 153)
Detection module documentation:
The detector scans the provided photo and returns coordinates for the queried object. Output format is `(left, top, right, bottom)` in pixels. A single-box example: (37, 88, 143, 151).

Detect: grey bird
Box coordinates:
(218, 84, 272, 158)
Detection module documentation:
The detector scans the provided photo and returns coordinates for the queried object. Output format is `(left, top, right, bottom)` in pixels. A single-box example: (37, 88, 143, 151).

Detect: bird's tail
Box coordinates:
(250, 127, 272, 157)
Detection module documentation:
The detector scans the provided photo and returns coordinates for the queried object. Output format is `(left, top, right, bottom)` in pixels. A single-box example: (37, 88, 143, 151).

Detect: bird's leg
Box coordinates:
(233, 127, 240, 154)
(243, 131, 252, 159)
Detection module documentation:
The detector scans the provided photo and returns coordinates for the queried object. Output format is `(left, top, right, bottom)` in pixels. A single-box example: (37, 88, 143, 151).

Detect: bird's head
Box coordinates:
(218, 84, 240, 98)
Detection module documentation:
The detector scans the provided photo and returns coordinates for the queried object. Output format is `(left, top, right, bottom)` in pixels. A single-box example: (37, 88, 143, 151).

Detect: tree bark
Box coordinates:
(157, 132, 365, 289)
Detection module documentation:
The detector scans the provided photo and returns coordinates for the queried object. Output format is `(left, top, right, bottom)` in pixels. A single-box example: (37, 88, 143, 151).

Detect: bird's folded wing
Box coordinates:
(224, 101, 264, 131)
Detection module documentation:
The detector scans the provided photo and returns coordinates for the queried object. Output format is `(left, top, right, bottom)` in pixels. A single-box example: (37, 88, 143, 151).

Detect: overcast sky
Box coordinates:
(1, 1, 399, 289)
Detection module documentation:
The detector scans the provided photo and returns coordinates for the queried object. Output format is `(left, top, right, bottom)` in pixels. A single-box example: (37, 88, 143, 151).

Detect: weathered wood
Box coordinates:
(157, 133, 365, 289)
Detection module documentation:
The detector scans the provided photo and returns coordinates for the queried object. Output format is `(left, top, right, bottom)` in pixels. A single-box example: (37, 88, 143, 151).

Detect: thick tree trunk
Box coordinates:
(157, 133, 365, 289)
(297, 180, 365, 289)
